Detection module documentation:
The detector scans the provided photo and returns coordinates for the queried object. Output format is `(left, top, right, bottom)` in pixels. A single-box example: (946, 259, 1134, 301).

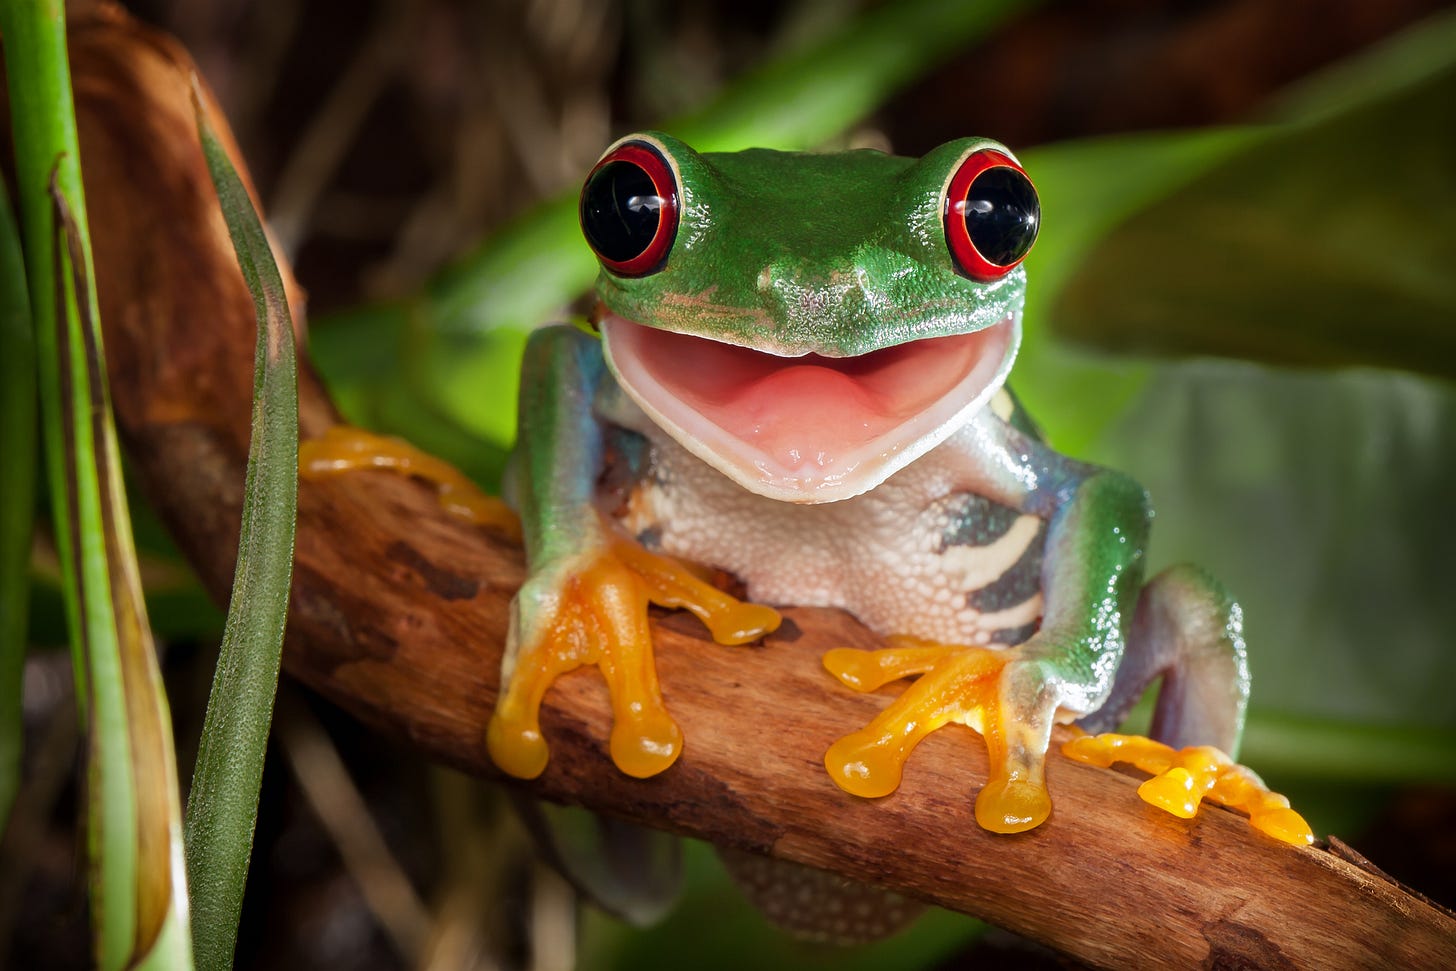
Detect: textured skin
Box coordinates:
(602, 384, 1047, 649)
(595, 133, 1026, 357)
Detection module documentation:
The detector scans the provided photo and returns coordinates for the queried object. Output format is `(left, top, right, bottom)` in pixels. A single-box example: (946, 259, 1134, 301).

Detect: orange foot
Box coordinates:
(299, 424, 781, 780)
(300, 425, 522, 541)
(1061, 733, 1314, 846)
(822, 637, 1053, 834)
(488, 536, 782, 780)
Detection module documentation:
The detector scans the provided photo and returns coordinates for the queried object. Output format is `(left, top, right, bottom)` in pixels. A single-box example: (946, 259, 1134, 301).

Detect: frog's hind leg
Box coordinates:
(1076, 563, 1248, 753)
(1066, 565, 1313, 844)
(715, 848, 924, 944)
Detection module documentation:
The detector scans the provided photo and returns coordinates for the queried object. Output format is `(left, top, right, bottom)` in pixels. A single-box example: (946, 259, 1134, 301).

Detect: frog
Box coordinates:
(303, 131, 1312, 846)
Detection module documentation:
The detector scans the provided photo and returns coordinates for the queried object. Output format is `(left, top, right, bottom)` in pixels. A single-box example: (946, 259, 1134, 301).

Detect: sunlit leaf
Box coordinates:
(182, 78, 299, 971)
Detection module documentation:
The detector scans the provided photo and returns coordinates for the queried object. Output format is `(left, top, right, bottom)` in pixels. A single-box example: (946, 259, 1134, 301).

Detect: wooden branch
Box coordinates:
(61, 7, 1456, 967)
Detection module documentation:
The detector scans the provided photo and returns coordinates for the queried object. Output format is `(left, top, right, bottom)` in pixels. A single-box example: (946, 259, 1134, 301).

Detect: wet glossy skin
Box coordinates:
(484, 132, 1308, 843)
(302, 133, 1311, 846)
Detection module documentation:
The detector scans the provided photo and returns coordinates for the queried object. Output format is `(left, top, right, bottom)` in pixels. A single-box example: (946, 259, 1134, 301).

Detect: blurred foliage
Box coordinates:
(581, 841, 983, 971)
(1050, 11, 1456, 375)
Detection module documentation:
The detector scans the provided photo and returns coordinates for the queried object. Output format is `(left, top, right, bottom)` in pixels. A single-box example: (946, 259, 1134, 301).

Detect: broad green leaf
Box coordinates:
(183, 81, 298, 971)
(1, 2, 194, 966)
(1098, 362, 1456, 785)
(311, 0, 1037, 460)
(0, 145, 37, 831)
(1048, 10, 1456, 373)
(1011, 128, 1261, 455)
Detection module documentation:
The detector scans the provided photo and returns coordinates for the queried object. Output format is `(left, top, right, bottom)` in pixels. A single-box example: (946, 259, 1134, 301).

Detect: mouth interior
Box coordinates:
(601, 315, 1013, 499)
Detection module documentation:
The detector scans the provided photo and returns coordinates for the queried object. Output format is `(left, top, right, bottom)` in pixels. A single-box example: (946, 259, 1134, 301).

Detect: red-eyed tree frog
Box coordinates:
(305, 132, 1311, 848)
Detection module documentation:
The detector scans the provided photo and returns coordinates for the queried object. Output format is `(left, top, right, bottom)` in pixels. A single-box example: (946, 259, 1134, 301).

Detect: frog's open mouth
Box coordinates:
(600, 314, 1019, 503)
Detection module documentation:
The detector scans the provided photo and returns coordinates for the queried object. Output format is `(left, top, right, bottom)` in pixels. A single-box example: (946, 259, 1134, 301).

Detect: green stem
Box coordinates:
(0, 5, 131, 960)
(1, 3, 193, 967)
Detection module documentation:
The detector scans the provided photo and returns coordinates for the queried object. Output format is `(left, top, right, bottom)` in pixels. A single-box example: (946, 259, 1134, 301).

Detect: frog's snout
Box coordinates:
(756, 261, 878, 349)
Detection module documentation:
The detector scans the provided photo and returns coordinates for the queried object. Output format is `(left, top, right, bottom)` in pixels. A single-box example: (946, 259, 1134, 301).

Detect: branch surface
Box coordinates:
(62, 6, 1456, 968)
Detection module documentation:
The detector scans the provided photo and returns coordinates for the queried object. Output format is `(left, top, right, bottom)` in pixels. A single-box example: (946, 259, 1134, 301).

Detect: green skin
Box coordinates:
(501, 131, 1248, 830)
(597, 137, 1023, 356)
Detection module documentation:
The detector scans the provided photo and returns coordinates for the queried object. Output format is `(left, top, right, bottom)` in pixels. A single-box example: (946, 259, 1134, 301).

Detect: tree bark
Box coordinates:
(53, 6, 1456, 968)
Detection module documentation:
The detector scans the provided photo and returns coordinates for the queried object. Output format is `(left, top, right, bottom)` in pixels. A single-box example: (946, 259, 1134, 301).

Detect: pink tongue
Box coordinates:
(740, 366, 879, 469)
(611, 321, 996, 474)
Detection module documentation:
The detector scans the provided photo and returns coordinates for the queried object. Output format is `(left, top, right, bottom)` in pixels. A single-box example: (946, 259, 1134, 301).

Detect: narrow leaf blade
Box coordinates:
(182, 78, 299, 971)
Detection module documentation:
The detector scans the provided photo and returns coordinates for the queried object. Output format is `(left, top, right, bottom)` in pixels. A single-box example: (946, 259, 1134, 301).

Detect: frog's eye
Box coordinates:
(580, 140, 680, 277)
(943, 149, 1039, 282)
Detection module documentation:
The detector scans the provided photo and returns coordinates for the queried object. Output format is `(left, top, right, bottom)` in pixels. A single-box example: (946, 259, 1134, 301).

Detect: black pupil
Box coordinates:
(963, 167, 1039, 266)
(581, 159, 664, 263)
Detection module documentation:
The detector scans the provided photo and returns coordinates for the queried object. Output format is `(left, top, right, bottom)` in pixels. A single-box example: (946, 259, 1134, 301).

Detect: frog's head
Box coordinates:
(581, 131, 1039, 504)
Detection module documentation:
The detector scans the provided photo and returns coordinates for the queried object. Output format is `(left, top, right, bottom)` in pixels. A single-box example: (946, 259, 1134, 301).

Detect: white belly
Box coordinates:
(610, 423, 1046, 647)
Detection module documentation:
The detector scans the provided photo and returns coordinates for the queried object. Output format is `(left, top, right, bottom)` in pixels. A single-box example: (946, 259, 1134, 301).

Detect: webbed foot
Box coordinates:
(822, 637, 1054, 834)
(1061, 732, 1314, 845)
(490, 535, 781, 780)
(300, 425, 782, 778)
(301, 425, 523, 541)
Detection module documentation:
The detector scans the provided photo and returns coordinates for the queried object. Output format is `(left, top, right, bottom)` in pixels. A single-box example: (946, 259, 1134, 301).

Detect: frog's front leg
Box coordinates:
(825, 443, 1150, 833)
(491, 325, 779, 780)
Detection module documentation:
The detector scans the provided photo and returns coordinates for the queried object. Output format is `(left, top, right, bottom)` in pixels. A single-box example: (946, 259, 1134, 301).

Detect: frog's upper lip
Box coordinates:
(599, 313, 1019, 503)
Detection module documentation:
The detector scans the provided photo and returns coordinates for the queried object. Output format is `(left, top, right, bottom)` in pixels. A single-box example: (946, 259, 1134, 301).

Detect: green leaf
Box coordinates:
(1, 2, 194, 966)
(0, 137, 37, 832)
(668, 0, 1039, 153)
(1048, 10, 1456, 373)
(182, 80, 299, 971)
(1098, 362, 1456, 785)
(1010, 127, 1261, 455)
